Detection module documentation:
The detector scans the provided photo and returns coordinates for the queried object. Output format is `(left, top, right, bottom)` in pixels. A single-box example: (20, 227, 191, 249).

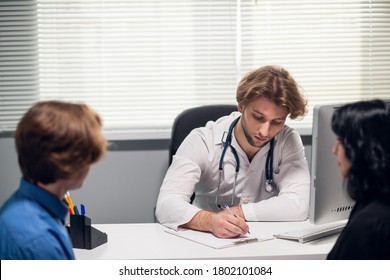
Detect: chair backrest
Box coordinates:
(169, 104, 237, 164)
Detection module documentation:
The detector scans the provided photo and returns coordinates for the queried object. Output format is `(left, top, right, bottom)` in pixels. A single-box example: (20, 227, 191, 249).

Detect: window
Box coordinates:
(1, 0, 389, 138)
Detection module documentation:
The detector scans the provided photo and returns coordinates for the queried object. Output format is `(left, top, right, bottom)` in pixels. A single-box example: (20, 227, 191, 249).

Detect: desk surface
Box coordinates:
(74, 221, 338, 260)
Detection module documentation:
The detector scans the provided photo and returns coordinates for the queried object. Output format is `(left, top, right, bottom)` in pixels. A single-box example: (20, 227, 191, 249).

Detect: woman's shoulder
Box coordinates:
(349, 200, 390, 231)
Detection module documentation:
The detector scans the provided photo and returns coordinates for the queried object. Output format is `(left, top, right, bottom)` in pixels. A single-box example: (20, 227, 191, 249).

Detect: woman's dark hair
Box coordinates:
(331, 99, 390, 202)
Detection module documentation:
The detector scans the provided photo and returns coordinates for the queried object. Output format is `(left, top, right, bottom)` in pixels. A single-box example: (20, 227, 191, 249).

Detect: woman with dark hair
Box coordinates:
(327, 99, 390, 259)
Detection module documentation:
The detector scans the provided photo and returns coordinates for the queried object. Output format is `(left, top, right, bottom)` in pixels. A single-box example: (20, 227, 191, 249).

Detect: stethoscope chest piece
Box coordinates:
(265, 179, 277, 193)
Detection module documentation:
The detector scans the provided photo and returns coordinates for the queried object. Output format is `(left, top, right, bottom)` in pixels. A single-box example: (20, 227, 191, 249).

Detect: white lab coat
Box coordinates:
(156, 112, 310, 230)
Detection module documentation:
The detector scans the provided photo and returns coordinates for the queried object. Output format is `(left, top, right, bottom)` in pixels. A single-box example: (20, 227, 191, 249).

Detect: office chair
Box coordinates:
(154, 104, 237, 220)
(169, 104, 237, 164)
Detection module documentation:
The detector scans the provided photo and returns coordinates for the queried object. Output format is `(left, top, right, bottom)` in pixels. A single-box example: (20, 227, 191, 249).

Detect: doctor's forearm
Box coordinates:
(180, 210, 216, 232)
(242, 194, 309, 221)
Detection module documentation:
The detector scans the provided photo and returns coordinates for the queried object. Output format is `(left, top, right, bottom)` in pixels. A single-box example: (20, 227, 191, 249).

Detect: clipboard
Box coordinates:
(165, 228, 274, 249)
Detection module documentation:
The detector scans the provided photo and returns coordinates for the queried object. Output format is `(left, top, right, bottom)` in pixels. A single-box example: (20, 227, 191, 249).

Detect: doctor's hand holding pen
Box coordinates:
(182, 206, 250, 239)
(211, 208, 250, 238)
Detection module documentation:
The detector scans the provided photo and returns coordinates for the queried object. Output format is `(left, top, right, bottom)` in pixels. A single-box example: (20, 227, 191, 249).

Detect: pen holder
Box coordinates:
(69, 215, 108, 250)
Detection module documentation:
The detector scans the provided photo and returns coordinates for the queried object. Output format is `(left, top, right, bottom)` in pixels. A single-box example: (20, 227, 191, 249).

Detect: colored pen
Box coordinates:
(64, 197, 73, 214)
(65, 191, 75, 215)
(80, 204, 86, 216)
(73, 205, 79, 215)
(224, 204, 251, 234)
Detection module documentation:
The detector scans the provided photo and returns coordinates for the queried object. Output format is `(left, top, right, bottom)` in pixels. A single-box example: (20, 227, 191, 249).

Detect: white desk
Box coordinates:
(74, 221, 338, 260)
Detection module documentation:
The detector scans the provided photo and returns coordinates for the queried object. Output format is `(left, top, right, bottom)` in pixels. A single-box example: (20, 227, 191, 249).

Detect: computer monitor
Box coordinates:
(309, 103, 355, 224)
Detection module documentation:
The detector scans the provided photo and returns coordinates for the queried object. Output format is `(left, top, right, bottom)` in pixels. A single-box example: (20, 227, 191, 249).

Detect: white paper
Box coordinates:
(165, 228, 274, 249)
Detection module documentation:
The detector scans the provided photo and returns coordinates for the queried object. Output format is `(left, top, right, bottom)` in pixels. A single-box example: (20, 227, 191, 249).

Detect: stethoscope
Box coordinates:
(215, 116, 277, 208)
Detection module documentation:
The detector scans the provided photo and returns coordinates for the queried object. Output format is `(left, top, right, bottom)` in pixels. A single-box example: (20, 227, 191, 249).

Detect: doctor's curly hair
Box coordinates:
(236, 65, 307, 119)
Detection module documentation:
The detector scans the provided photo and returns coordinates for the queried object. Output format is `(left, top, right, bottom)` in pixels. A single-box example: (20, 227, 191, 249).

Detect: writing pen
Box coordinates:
(65, 191, 75, 215)
(223, 204, 237, 217)
(73, 205, 79, 215)
(80, 204, 86, 216)
(224, 204, 251, 234)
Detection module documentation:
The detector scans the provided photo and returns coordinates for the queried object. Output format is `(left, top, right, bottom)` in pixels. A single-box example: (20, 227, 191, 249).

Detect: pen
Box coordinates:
(64, 197, 73, 214)
(224, 204, 251, 234)
(65, 191, 75, 215)
(80, 204, 86, 216)
(223, 204, 237, 217)
(73, 205, 79, 215)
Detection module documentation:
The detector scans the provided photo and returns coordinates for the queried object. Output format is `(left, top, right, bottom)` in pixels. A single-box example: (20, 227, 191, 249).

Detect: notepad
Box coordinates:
(165, 228, 274, 249)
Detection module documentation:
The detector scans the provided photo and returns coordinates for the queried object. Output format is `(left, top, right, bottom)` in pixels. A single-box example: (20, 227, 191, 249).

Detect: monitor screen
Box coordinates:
(309, 103, 355, 224)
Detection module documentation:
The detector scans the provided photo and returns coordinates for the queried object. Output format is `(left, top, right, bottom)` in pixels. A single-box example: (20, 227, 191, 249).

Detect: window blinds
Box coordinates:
(240, 0, 390, 131)
(1, 0, 390, 137)
(0, 1, 40, 131)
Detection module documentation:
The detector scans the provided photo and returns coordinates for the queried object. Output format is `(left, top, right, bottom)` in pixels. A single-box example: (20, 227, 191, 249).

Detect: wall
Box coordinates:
(0, 135, 312, 224)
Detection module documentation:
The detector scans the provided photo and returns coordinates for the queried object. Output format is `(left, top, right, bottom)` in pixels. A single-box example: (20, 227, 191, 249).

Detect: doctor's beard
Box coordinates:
(241, 114, 270, 149)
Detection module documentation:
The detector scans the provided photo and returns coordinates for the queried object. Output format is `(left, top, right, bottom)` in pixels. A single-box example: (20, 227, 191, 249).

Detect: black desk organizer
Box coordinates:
(69, 215, 108, 249)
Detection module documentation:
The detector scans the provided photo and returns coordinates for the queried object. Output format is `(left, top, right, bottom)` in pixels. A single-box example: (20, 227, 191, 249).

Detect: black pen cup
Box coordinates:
(69, 215, 108, 249)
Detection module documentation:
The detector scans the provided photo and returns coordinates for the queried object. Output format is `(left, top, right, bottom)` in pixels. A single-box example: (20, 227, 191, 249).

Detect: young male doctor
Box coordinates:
(156, 65, 310, 238)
